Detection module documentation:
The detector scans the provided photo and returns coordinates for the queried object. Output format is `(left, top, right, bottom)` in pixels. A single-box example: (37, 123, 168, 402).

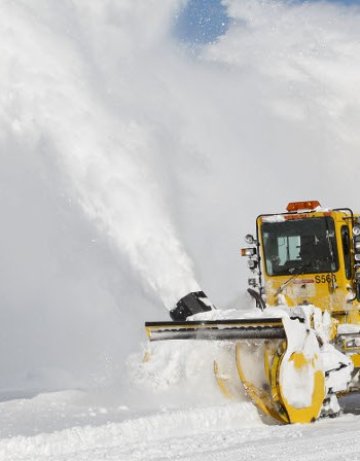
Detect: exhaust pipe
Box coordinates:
(169, 291, 215, 321)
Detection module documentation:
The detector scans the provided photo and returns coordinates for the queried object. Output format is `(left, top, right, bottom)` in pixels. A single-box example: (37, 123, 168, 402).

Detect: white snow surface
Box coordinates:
(3, 0, 360, 459)
(1, 395, 360, 461)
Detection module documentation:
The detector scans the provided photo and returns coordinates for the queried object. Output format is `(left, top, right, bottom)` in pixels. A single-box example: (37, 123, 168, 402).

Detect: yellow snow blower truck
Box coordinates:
(145, 201, 360, 423)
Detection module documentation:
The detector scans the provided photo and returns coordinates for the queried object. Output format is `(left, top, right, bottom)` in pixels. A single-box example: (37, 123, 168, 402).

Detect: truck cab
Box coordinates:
(243, 201, 360, 324)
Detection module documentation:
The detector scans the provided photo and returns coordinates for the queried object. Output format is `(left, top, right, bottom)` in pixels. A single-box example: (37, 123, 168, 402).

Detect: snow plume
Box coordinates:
(1, 1, 199, 310)
(0, 1, 199, 390)
(3, 0, 360, 391)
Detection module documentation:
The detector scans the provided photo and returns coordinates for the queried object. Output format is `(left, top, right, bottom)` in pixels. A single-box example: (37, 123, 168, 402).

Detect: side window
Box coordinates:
(341, 226, 352, 280)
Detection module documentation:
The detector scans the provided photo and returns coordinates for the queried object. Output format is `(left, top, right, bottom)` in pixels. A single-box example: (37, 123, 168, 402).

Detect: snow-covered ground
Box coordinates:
(1, 391, 360, 461)
(3, 0, 360, 459)
(1, 333, 360, 461)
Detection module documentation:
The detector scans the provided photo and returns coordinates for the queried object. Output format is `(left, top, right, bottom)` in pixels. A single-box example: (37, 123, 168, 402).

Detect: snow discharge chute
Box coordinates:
(145, 202, 360, 424)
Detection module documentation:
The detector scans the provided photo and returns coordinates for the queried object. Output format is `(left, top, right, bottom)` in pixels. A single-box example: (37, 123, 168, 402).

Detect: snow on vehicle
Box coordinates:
(145, 201, 360, 424)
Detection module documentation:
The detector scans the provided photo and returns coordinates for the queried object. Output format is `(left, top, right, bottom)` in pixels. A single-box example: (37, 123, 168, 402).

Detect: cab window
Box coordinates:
(262, 217, 339, 276)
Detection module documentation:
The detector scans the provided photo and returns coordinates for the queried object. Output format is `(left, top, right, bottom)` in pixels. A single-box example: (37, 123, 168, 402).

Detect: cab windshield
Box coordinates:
(261, 217, 339, 276)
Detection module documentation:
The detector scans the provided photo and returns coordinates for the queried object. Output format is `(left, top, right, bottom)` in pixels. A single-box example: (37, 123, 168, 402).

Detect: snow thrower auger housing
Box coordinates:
(145, 201, 360, 424)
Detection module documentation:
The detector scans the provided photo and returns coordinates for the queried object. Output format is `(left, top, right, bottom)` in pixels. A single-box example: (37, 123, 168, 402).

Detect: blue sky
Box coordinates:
(175, 0, 360, 44)
(174, 0, 229, 44)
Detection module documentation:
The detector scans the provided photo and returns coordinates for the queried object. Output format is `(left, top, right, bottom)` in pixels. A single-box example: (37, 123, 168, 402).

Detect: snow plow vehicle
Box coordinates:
(145, 201, 360, 424)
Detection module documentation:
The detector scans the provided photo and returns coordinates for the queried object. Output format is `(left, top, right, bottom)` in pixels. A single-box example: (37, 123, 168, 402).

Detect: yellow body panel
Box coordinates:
(258, 210, 360, 323)
(351, 353, 360, 368)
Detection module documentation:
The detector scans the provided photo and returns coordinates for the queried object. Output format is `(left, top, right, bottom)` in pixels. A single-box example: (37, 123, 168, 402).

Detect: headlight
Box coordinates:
(241, 248, 256, 257)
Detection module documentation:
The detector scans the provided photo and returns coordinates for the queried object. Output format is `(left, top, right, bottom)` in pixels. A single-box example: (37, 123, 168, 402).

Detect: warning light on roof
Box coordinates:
(286, 201, 321, 212)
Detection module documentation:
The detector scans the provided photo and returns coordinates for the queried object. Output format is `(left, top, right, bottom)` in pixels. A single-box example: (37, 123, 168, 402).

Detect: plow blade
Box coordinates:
(145, 318, 286, 342)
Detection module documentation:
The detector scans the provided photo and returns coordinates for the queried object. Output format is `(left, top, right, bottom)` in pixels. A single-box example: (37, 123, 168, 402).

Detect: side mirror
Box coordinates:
(245, 234, 256, 245)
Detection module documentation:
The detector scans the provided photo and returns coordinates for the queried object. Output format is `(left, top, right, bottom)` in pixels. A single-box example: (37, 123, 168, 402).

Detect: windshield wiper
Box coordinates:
(276, 261, 312, 296)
